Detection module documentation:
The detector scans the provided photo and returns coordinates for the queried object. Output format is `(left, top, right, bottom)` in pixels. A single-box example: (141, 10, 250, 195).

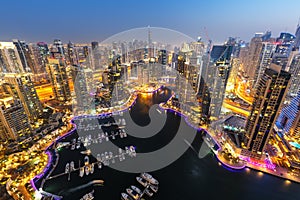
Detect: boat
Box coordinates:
(97, 162, 102, 169)
(126, 188, 139, 200)
(136, 177, 148, 187)
(129, 146, 136, 157)
(79, 167, 84, 177)
(121, 193, 133, 200)
(85, 165, 90, 175)
(65, 163, 70, 173)
(90, 163, 94, 174)
(145, 188, 153, 197)
(97, 154, 101, 162)
(149, 185, 158, 193)
(84, 156, 90, 165)
(131, 185, 142, 194)
(141, 173, 159, 185)
(81, 149, 92, 155)
(70, 161, 75, 171)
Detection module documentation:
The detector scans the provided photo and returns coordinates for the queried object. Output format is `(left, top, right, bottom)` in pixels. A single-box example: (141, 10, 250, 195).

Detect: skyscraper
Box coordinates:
(46, 58, 71, 102)
(287, 53, 300, 98)
(204, 44, 232, 117)
(4, 73, 43, 121)
(51, 39, 65, 59)
(0, 95, 31, 140)
(67, 41, 78, 65)
(244, 36, 263, 82)
(71, 65, 93, 114)
(295, 24, 300, 48)
(0, 42, 24, 73)
(254, 42, 277, 87)
(277, 91, 300, 137)
(242, 64, 291, 159)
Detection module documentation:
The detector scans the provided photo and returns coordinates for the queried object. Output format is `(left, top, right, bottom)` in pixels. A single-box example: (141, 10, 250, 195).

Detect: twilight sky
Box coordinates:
(1, 0, 300, 44)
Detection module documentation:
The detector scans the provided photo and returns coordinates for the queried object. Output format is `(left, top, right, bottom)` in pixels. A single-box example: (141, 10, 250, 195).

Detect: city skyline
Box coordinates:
(1, 0, 300, 44)
(2, 2, 300, 199)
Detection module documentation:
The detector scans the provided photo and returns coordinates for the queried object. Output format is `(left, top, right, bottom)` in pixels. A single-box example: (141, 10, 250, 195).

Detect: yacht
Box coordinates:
(85, 165, 90, 175)
(70, 161, 75, 171)
(79, 167, 84, 177)
(90, 163, 94, 174)
(149, 185, 158, 193)
(81, 149, 92, 155)
(126, 188, 139, 200)
(130, 185, 142, 195)
(65, 163, 70, 173)
(136, 177, 148, 187)
(141, 173, 159, 185)
(145, 188, 153, 197)
(121, 193, 133, 200)
(84, 156, 90, 165)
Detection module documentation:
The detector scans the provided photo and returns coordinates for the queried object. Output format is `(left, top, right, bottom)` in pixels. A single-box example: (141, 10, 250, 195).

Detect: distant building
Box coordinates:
(242, 64, 291, 159)
(0, 42, 24, 73)
(294, 25, 300, 48)
(46, 58, 71, 102)
(244, 36, 263, 82)
(51, 39, 65, 59)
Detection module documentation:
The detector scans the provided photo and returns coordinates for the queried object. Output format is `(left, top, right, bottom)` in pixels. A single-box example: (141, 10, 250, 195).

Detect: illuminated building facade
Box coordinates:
(277, 91, 300, 137)
(0, 42, 24, 73)
(46, 58, 71, 102)
(287, 54, 300, 98)
(254, 42, 277, 87)
(0, 96, 31, 140)
(4, 73, 43, 121)
(242, 64, 291, 159)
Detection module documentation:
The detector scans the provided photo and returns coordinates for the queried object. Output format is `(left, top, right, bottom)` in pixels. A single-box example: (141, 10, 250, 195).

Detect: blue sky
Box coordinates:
(1, 0, 300, 44)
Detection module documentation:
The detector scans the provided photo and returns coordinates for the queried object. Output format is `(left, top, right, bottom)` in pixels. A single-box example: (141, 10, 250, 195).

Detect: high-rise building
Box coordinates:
(67, 41, 78, 65)
(244, 36, 263, 82)
(51, 39, 65, 59)
(12, 40, 30, 72)
(0, 42, 25, 73)
(209, 61, 231, 117)
(71, 65, 93, 114)
(254, 42, 277, 86)
(46, 58, 71, 102)
(287, 53, 300, 98)
(295, 24, 300, 48)
(158, 49, 167, 65)
(242, 64, 291, 159)
(91, 41, 99, 51)
(0, 95, 31, 140)
(4, 73, 43, 121)
(277, 91, 300, 137)
(203, 45, 232, 117)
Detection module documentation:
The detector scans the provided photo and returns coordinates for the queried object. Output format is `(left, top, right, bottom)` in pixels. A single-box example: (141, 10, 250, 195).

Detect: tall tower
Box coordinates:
(0, 42, 25, 73)
(0, 95, 31, 140)
(51, 39, 65, 59)
(254, 42, 277, 87)
(245, 36, 263, 83)
(287, 53, 300, 98)
(295, 23, 300, 48)
(46, 58, 71, 102)
(277, 91, 300, 137)
(242, 64, 291, 159)
(4, 73, 43, 121)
